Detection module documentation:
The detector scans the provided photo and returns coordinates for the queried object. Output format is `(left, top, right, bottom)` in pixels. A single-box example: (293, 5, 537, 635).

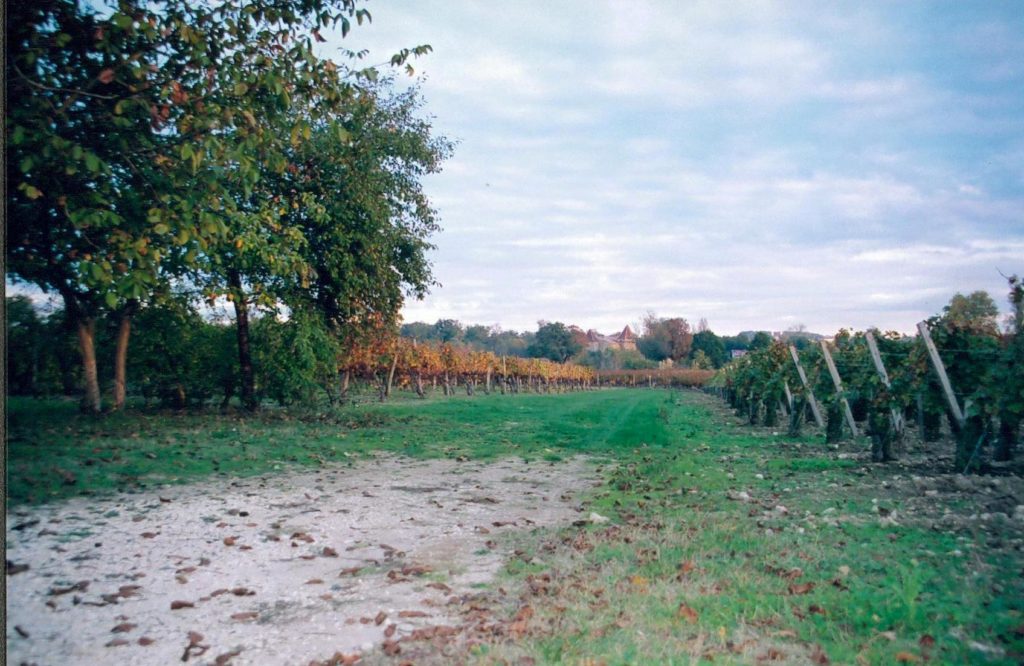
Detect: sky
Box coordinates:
(336, 0, 1024, 335)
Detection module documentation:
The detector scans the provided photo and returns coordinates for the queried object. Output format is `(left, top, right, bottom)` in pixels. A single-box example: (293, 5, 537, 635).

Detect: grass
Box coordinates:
(5, 389, 669, 506)
(6, 389, 1024, 664)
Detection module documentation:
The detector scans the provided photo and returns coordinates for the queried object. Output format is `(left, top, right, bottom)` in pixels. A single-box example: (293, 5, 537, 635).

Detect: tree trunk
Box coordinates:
(414, 373, 425, 398)
(763, 397, 778, 427)
(868, 409, 897, 462)
(826, 401, 844, 443)
(76, 317, 102, 413)
(339, 369, 351, 404)
(111, 300, 138, 411)
(787, 397, 805, 438)
(229, 272, 257, 412)
(995, 413, 1020, 462)
(955, 414, 986, 473)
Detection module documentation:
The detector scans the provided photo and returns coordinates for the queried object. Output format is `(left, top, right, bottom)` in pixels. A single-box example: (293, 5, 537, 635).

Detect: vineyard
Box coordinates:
(708, 279, 1024, 473)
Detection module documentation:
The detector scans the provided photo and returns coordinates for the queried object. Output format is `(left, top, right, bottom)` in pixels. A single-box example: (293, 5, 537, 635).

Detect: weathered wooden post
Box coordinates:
(916, 322, 964, 427)
(820, 340, 858, 438)
(865, 330, 904, 435)
(788, 345, 824, 427)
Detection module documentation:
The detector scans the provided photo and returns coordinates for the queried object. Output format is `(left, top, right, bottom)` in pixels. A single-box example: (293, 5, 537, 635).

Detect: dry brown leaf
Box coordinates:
(170, 600, 195, 610)
(398, 610, 428, 618)
(138, 637, 156, 646)
(382, 639, 401, 656)
(214, 648, 242, 665)
(677, 603, 699, 624)
(322, 547, 339, 558)
(111, 622, 136, 633)
(305, 578, 324, 585)
(894, 652, 921, 663)
(231, 587, 255, 596)
(374, 611, 387, 625)
(787, 582, 815, 595)
(118, 585, 142, 597)
(231, 612, 258, 621)
(141, 532, 159, 539)
(384, 623, 397, 638)
(106, 638, 130, 647)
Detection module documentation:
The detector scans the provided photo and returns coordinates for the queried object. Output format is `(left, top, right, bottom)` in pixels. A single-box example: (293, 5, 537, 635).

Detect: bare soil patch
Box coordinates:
(6, 454, 599, 665)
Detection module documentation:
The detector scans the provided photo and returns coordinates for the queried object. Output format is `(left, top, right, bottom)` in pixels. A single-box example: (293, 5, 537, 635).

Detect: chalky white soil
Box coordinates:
(6, 455, 598, 665)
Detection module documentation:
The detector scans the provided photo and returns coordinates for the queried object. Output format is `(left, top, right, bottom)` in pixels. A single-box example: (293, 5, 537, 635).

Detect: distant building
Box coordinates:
(731, 349, 748, 359)
(585, 325, 638, 352)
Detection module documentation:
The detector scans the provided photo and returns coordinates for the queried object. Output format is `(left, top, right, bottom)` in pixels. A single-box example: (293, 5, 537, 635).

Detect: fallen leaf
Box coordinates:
(14, 625, 30, 638)
(170, 600, 195, 610)
(7, 561, 30, 575)
(384, 623, 397, 638)
(214, 648, 242, 665)
(106, 638, 131, 647)
(787, 582, 815, 595)
(322, 547, 339, 558)
(919, 635, 936, 648)
(231, 612, 258, 621)
(111, 622, 137, 633)
(138, 637, 156, 646)
(223, 536, 238, 546)
(49, 581, 89, 595)
(305, 578, 324, 585)
(677, 603, 699, 624)
(375, 611, 387, 625)
(382, 639, 401, 656)
(141, 532, 159, 539)
(894, 652, 920, 663)
(339, 567, 363, 577)
(398, 610, 428, 618)
(231, 587, 255, 596)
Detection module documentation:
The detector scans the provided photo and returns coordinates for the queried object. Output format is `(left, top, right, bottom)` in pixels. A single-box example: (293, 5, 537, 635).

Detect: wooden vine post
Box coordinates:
(820, 340, 858, 437)
(864, 331, 904, 435)
(782, 380, 794, 412)
(916, 321, 965, 428)
(788, 345, 825, 427)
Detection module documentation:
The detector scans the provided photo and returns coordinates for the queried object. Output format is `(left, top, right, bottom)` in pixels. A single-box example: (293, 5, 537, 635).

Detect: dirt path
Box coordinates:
(6, 454, 599, 665)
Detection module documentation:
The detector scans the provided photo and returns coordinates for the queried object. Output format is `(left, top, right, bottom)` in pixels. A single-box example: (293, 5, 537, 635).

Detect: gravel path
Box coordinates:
(6, 454, 598, 665)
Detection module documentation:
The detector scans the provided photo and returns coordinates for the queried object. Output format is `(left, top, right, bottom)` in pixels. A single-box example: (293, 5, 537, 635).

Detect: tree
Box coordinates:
(7, 296, 46, 395)
(749, 331, 774, 351)
(637, 313, 693, 363)
(690, 329, 728, 368)
(7, 0, 385, 412)
(529, 322, 582, 363)
(432, 319, 465, 343)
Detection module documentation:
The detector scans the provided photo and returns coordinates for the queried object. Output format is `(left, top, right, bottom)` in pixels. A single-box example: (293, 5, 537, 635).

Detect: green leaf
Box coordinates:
(112, 13, 132, 29)
(154, 223, 169, 234)
(21, 183, 42, 199)
(104, 292, 118, 309)
(84, 152, 101, 173)
(234, 82, 249, 96)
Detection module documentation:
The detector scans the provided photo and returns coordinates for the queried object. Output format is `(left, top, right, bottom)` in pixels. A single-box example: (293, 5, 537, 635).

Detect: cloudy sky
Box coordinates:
(337, 0, 1023, 335)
